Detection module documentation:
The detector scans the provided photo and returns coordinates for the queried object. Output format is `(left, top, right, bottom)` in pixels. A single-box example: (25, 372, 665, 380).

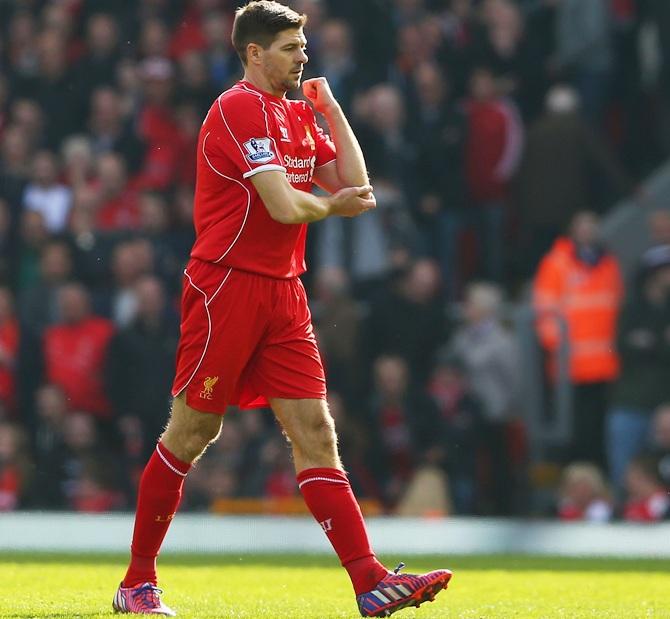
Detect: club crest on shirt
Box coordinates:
(279, 126, 290, 142)
(303, 125, 315, 151)
(243, 137, 276, 163)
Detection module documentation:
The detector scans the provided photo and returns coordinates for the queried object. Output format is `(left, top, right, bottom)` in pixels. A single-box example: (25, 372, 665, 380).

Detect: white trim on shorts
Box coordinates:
(172, 265, 233, 397)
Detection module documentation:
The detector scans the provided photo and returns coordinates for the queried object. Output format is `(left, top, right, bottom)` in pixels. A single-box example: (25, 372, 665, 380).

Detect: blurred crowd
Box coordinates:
(1, 0, 670, 522)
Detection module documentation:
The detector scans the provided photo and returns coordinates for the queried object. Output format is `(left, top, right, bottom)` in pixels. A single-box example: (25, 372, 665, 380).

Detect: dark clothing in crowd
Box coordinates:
(611, 293, 670, 412)
(106, 315, 179, 460)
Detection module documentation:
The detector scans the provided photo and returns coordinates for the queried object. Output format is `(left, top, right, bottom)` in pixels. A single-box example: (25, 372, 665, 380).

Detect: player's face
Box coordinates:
(262, 28, 308, 93)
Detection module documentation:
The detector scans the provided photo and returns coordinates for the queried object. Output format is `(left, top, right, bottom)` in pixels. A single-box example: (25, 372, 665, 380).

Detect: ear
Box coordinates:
(247, 42, 263, 66)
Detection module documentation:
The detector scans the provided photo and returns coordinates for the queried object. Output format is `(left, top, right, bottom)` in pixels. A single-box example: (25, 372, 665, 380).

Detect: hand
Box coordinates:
(302, 77, 338, 114)
(329, 185, 376, 218)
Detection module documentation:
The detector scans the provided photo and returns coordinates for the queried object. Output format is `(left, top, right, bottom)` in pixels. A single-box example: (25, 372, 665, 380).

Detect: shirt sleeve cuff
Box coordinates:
(243, 164, 287, 179)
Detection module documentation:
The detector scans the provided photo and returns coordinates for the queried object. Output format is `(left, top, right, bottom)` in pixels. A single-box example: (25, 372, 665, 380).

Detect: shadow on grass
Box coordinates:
(1, 553, 669, 573)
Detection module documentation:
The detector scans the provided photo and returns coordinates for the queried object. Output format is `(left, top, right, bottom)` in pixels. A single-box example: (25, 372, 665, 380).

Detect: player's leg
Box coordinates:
(115, 264, 270, 614)
(271, 397, 388, 593)
(121, 395, 222, 586)
(272, 397, 452, 617)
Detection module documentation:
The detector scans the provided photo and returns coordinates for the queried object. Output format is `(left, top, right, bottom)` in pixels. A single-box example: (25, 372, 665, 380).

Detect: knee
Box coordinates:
(163, 419, 221, 463)
(301, 415, 338, 458)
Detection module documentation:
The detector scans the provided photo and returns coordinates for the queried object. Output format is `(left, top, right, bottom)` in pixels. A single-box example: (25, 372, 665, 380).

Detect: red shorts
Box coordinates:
(171, 258, 326, 414)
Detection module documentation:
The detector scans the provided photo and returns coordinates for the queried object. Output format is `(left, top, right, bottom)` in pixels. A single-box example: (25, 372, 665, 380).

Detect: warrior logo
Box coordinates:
(200, 376, 219, 400)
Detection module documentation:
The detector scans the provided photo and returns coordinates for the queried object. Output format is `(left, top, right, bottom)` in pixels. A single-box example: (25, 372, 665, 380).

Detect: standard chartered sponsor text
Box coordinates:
(284, 155, 315, 184)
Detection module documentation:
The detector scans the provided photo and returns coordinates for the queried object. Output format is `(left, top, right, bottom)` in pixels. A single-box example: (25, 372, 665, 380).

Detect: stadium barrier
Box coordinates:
(1, 513, 669, 557)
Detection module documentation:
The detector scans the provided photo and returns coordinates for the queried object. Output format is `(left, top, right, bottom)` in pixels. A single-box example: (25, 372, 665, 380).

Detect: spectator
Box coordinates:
(87, 87, 147, 174)
(444, 282, 520, 514)
(0, 288, 19, 415)
(201, 11, 239, 89)
(464, 66, 523, 282)
(410, 62, 468, 297)
(9, 98, 45, 149)
(365, 355, 441, 509)
(366, 259, 446, 383)
(15, 30, 82, 148)
(172, 101, 200, 187)
(98, 239, 155, 327)
(623, 456, 670, 522)
(354, 84, 416, 202)
(18, 240, 74, 334)
(77, 13, 122, 105)
(31, 411, 127, 511)
(635, 210, 670, 288)
(426, 353, 483, 514)
(314, 184, 416, 298)
(33, 384, 68, 462)
(534, 212, 624, 469)
(310, 267, 362, 399)
(61, 136, 95, 190)
(0, 422, 31, 511)
(106, 275, 179, 460)
(557, 462, 612, 522)
(5, 11, 39, 81)
(22, 150, 72, 234)
(176, 51, 220, 117)
(607, 245, 670, 493)
(516, 86, 634, 270)
(92, 152, 140, 231)
(136, 57, 181, 190)
(42, 283, 115, 419)
(0, 200, 16, 287)
(477, 0, 532, 106)
(0, 125, 32, 227)
(15, 210, 50, 292)
(551, 0, 613, 122)
(649, 404, 670, 489)
(137, 190, 184, 288)
(313, 19, 359, 115)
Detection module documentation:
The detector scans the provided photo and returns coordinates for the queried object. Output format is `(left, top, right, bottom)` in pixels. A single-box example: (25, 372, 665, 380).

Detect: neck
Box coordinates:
(243, 71, 286, 99)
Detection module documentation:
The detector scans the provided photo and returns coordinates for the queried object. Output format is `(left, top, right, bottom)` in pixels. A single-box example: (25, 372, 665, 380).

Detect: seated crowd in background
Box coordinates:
(1, 0, 670, 520)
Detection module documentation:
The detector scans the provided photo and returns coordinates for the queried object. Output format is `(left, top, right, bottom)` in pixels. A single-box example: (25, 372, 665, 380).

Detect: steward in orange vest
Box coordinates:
(533, 215, 623, 384)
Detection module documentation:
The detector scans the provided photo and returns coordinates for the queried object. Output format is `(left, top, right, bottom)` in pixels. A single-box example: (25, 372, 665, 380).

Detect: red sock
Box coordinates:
(297, 467, 388, 595)
(123, 442, 191, 587)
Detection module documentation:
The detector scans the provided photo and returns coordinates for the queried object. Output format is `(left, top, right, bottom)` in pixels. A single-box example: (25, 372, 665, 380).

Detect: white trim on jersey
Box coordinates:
(201, 131, 252, 264)
(171, 266, 233, 398)
(242, 163, 286, 179)
(238, 83, 282, 161)
(217, 94, 253, 172)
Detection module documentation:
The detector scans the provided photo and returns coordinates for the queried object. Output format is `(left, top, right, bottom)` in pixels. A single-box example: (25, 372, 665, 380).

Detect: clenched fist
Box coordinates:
(302, 77, 339, 114)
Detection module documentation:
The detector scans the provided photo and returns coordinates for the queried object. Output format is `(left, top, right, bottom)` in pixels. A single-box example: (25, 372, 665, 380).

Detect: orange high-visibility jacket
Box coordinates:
(533, 237, 623, 383)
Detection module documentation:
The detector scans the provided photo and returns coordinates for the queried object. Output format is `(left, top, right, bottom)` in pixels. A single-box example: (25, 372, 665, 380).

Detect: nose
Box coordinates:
(298, 49, 308, 64)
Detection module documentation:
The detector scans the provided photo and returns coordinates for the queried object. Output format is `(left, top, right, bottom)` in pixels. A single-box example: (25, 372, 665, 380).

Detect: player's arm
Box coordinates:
(303, 78, 369, 192)
(250, 170, 374, 224)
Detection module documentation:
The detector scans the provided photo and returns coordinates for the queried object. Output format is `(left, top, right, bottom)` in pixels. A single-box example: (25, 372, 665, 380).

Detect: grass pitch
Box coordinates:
(0, 553, 668, 618)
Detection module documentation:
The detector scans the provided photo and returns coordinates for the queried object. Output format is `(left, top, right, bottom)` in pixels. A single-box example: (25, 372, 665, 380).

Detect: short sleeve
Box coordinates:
(206, 93, 287, 179)
(313, 122, 337, 168)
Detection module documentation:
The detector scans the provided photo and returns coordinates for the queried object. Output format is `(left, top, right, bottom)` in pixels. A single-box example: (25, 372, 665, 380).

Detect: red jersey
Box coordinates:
(191, 80, 337, 278)
(44, 317, 115, 418)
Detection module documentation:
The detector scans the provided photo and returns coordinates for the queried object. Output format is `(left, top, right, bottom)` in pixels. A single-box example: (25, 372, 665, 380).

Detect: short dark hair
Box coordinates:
(232, 1, 306, 65)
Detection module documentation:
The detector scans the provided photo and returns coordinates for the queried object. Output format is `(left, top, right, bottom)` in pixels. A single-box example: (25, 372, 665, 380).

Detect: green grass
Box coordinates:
(1, 553, 669, 618)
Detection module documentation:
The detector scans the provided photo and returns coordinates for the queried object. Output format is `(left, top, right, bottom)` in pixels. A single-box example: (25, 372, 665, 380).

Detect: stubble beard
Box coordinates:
(281, 75, 301, 92)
